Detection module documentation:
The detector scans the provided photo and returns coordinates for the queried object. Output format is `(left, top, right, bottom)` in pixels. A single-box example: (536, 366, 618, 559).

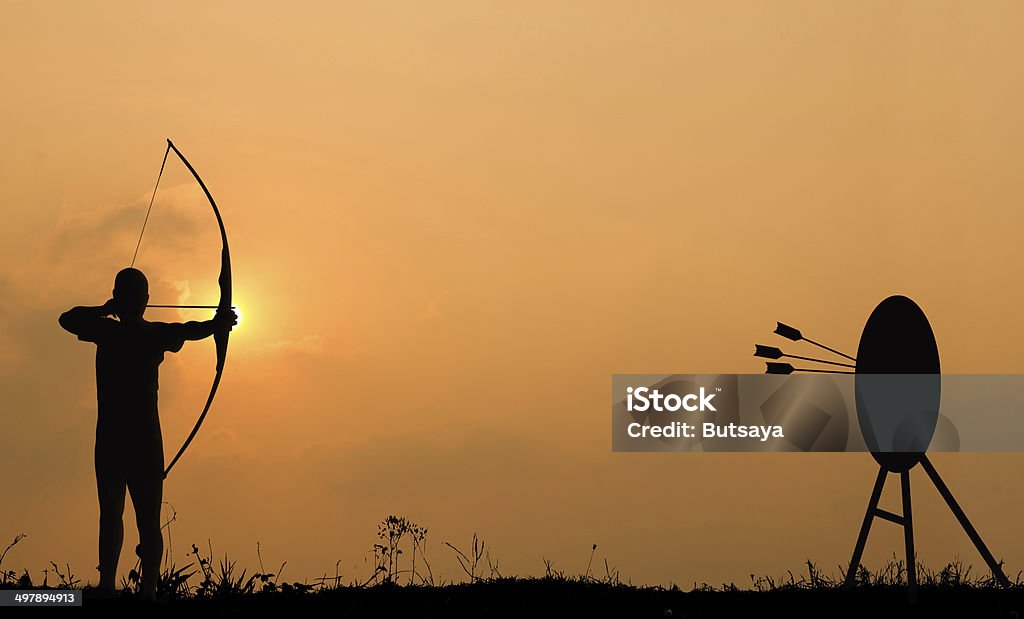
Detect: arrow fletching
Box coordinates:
(754, 345, 783, 359)
(774, 322, 802, 341)
(765, 362, 795, 375)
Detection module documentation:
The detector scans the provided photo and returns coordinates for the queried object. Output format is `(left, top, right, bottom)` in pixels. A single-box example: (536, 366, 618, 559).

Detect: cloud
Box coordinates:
(48, 183, 204, 268)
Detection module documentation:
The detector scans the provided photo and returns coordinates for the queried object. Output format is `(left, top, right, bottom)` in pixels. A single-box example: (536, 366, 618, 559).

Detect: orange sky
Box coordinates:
(2, 1, 1024, 587)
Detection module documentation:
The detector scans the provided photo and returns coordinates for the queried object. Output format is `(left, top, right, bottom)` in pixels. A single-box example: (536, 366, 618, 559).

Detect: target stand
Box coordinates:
(844, 454, 1009, 601)
(841, 296, 1010, 601)
(757, 295, 1010, 602)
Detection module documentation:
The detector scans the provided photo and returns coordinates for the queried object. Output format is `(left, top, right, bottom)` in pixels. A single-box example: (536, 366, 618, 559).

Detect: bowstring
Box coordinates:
(131, 142, 172, 267)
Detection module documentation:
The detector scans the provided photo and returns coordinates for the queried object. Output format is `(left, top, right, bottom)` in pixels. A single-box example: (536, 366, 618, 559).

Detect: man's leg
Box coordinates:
(128, 462, 163, 599)
(96, 452, 126, 592)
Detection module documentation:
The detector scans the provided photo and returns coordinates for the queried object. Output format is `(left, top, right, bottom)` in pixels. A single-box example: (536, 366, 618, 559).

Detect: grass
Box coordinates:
(2, 516, 1023, 618)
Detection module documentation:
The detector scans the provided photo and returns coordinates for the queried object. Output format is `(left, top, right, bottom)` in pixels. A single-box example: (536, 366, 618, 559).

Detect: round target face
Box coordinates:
(855, 295, 940, 472)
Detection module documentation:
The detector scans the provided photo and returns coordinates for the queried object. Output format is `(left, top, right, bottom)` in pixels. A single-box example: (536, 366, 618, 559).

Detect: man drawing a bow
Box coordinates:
(59, 267, 236, 599)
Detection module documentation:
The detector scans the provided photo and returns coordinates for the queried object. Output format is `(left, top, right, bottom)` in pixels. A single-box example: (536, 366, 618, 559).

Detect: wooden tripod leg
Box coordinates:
(900, 470, 917, 603)
(920, 455, 1011, 587)
(844, 466, 887, 588)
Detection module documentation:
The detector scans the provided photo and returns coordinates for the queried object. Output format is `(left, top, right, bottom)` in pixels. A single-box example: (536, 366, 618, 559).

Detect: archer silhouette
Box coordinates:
(59, 267, 236, 599)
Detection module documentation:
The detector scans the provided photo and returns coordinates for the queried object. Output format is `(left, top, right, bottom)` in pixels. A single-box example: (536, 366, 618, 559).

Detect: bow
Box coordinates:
(133, 138, 232, 478)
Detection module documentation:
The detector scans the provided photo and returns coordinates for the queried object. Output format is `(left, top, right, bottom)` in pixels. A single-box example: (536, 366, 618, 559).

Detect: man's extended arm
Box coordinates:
(59, 300, 116, 338)
(176, 309, 237, 341)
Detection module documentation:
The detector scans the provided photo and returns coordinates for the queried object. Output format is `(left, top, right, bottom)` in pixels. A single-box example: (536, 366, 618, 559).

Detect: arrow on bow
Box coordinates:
(133, 138, 232, 479)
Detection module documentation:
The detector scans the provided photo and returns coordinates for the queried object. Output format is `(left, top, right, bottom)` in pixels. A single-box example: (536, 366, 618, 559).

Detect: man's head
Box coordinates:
(112, 268, 149, 319)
